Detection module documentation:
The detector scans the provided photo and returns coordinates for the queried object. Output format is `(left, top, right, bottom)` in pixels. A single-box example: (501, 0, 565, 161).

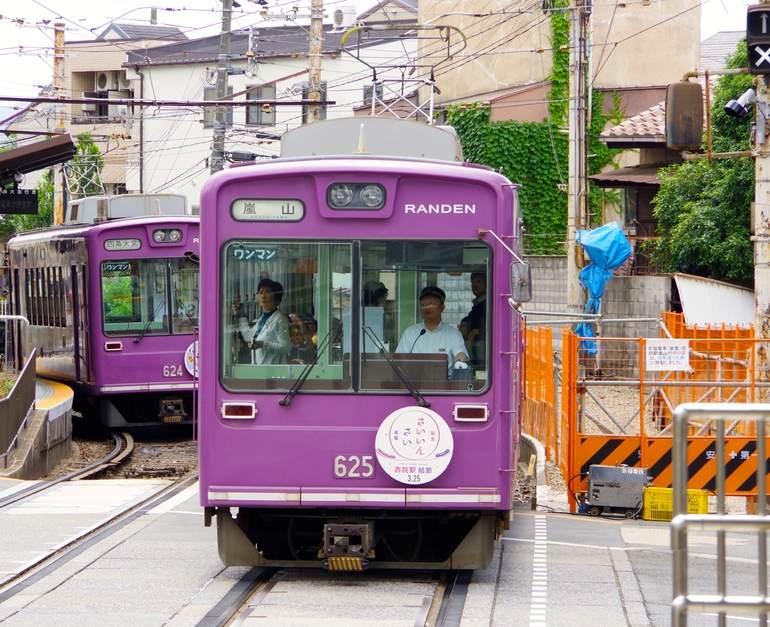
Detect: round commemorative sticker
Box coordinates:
(375, 407, 454, 485)
(184, 341, 199, 377)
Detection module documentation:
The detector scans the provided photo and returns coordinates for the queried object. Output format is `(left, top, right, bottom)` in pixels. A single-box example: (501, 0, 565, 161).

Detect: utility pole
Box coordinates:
(211, 0, 233, 174)
(747, 1, 770, 393)
(53, 22, 66, 225)
(306, 0, 323, 124)
(754, 76, 770, 392)
(566, 0, 591, 312)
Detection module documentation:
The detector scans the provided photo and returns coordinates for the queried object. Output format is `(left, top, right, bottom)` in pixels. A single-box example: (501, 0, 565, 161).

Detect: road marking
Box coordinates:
(530, 515, 547, 627)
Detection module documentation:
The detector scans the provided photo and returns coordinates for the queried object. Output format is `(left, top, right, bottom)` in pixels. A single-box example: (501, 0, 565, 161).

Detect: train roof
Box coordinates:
(279, 118, 464, 162)
(5, 213, 199, 245)
(64, 193, 190, 225)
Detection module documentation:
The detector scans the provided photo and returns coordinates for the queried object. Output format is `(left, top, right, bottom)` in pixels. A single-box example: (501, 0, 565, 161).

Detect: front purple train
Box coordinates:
(198, 120, 528, 570)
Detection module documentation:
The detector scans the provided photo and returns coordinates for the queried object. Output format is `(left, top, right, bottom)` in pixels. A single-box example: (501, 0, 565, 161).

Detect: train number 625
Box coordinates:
(333, 455, 375, 478)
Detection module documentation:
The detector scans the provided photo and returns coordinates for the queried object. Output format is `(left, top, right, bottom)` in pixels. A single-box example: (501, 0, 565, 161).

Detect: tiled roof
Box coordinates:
(600, 102, 665, 145)
(589, 162, 673, 187)
(125, 24, 412, 67)
(97, 23, 187, 42)
(700, 31, 744, 71)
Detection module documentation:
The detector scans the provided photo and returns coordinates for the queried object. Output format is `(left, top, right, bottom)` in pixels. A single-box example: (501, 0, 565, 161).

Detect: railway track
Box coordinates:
(199, 567, 472, 627)
(0, 431, 134, 510)
(0, 436, 198, 594)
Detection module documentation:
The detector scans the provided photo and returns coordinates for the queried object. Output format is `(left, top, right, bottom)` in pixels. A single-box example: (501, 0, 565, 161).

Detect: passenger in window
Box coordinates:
(289, 313, 318, 364)
(396, 286, 467, 373)
(231, 294, 251, 363)
(238, 279, 291, 364)
(363, 280, 396, 348)
(466, 272, 487, 368)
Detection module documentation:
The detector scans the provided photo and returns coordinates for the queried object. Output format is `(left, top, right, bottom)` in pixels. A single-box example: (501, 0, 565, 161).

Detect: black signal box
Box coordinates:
(748, 4, 770, 74)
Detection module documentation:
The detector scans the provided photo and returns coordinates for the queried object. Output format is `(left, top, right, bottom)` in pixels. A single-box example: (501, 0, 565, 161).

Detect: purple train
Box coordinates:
(198, 118, 531, 570)
(5, 195, 200, 427)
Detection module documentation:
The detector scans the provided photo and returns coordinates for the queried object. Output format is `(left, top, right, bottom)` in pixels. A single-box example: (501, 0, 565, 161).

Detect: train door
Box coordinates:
(70, 264, 91, 383)
(9, 267, 23, 371)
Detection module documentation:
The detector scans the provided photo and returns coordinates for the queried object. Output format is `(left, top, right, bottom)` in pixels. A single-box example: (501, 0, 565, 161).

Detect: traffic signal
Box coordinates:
(665, 82, 703, 151)
(748, 4, 770, 74)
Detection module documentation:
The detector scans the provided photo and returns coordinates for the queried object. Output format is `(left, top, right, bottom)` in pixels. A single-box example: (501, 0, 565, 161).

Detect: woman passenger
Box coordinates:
(237, 278, 291, 364)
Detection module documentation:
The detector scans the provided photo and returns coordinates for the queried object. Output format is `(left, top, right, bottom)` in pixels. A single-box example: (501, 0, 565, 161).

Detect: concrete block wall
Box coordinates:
(419, 258, 672, 349)
(523, 256, 673, 343)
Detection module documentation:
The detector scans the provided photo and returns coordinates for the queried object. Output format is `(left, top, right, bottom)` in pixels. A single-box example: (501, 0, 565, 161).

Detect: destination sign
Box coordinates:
(232, 198, 305, 222)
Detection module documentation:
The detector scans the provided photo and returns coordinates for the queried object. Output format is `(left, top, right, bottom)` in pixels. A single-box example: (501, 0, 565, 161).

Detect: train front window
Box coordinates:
(219, 239, 489, 394)
(101, 258, 200, 336)
(221, 241, 351, 392)
(358, 241, 489, 393)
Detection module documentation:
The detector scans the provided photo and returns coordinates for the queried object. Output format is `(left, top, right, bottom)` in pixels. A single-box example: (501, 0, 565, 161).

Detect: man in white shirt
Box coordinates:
(396, 286, 468, 373)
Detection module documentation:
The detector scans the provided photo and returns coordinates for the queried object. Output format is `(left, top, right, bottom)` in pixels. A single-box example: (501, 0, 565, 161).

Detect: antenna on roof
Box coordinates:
(352, 124, 371, 155)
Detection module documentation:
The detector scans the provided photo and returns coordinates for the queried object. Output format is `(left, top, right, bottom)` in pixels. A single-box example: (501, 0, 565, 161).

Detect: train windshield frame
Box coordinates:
(220, 238, 490, 394)
(101, 257, 200, 337)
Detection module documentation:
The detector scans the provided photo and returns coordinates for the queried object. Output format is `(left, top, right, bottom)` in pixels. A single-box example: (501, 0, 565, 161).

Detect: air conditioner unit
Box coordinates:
(118, 72, 132, 91)
(95, 71, 119, 92)
(333, 7, 356, 29)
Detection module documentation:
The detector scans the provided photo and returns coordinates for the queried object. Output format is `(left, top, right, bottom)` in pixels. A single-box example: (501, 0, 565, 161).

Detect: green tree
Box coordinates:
(652, 40, 754, 284)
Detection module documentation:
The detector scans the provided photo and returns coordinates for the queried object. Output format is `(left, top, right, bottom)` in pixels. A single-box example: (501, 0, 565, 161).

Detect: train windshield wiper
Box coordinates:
(279, 330, 334, 406)
(361, 326, 430, 408)
(175, 298, 198, 327)
(134, 300, 166, 344)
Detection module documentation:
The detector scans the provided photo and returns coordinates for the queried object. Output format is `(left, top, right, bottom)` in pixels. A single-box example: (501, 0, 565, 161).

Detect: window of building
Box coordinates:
(203, 86, 234, 128)
(246, 86, 276, 125)
(363, 84, 383, 106)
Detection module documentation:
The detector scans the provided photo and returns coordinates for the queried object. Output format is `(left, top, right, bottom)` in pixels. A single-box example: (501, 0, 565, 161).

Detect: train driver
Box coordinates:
(237, 278, 292, 364)
(395, 286, 468, 374)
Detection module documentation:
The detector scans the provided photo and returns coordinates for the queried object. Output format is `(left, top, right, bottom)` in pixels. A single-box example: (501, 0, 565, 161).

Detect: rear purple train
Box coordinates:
(198, 118, 530, 570)
(5, 196, 200, 427)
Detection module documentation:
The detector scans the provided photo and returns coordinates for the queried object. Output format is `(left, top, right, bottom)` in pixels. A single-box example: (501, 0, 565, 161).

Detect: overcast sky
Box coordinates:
(0, 0, 755, 106)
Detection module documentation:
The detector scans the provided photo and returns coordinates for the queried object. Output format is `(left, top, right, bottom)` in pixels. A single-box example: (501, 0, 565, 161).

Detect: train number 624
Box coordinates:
(163, 364, 184, 377)
(334, 455, 375, 478)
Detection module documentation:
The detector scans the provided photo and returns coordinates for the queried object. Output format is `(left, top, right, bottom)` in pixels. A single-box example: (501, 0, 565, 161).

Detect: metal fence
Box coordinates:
(672, 403, 770, 627)
(523, 313, 770, 513)
(0, 347, 36, 469)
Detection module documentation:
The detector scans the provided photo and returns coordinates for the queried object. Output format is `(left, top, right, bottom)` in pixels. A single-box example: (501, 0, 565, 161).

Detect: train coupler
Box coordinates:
(159, 398, 186, 423)
(323, 556, 369, 571)
(319, 522, 375, 567)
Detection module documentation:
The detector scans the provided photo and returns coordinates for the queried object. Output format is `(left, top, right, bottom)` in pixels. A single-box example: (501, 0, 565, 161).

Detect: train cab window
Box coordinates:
(102, 257, 200, 337)
(358, 241, 489, 393)
(219, 239, 489, 395)
(221, 241, 351, 392)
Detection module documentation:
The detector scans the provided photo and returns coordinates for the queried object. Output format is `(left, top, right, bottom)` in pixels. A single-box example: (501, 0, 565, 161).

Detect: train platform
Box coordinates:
(0, 378, 74, 481)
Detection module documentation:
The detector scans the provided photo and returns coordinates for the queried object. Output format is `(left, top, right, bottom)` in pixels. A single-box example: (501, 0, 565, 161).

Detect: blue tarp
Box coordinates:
(575, 222, 632, 355)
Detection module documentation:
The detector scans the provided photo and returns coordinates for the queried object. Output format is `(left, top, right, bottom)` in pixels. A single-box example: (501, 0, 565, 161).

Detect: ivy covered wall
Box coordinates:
(445, 0, 622, 254)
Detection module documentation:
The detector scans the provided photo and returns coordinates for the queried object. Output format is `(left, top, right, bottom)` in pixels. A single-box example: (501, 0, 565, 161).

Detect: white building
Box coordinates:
(123, 23, 418, 209)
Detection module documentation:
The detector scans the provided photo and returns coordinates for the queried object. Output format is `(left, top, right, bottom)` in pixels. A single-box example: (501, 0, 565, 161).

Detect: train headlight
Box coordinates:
(360, 184, 384, 208)
(328, 184, 354, 207)
(327, 183, 385, 210)
(152, 229, 184, 243)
